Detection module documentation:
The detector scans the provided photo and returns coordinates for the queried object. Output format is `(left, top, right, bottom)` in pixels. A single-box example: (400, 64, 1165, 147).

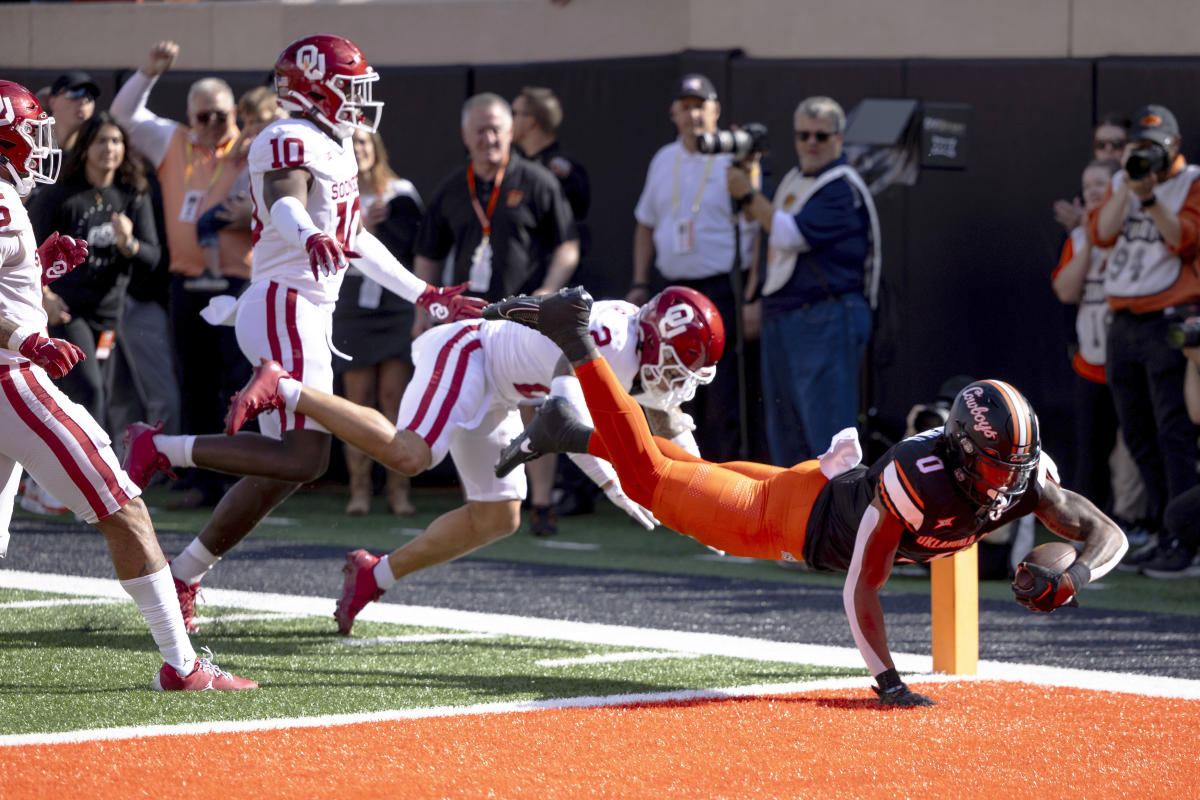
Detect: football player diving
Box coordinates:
(484, 286, 1130, 707)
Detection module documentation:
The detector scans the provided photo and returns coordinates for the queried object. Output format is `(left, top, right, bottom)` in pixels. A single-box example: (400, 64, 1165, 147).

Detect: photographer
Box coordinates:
(1089, 103, 1200, 571)
(629, 74, 758, 462)
(727, 96, 877, 468)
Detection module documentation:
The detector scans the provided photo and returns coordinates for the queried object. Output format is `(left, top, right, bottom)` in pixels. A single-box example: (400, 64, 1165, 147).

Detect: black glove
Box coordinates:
(872, 668, 936, 707)
(1012, 561, 1090, 613)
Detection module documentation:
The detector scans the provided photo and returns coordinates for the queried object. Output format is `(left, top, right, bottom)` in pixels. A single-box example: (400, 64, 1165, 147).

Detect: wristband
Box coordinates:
(874, 667, 903, 692)
(7, 327, 34, 351)
(1141, 195, 1158, 208)
(1064, 560, 1092, 589)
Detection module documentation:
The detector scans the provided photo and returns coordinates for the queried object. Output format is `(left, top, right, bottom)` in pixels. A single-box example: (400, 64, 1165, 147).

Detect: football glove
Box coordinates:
(601, 481, 658, 531)
(305, 233, 359, 280)
(36, 232, 88, 285)
(1012, 561, 1090, 613)
(416, 282, 487, 323)
(18, 332, 85, 378)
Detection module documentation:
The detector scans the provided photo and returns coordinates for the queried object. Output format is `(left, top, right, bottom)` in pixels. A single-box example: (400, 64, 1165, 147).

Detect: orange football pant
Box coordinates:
(576, 357, 827, 561)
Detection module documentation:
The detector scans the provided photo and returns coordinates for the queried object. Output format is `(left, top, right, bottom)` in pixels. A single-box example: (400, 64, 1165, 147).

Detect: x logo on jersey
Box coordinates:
(934, 517, 955, 529)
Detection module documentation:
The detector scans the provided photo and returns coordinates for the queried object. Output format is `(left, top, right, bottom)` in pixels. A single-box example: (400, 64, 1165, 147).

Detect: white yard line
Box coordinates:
(537, 651, 700, 667)
(1, 568, 1198, 747)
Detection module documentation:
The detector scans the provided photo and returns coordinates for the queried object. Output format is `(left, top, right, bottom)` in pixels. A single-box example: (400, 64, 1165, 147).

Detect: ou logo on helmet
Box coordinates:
(659, 303, 695, 338)
(296, 45, 326, 81)
(0, 97, 13, 127)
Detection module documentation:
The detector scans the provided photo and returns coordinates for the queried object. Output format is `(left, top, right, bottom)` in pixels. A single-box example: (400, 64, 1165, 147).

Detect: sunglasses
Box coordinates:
(1094, 138, 1126, 151)
(795, 130, 833, 142)
(195, 110, 230, 125)
(61, 87, 95, 101)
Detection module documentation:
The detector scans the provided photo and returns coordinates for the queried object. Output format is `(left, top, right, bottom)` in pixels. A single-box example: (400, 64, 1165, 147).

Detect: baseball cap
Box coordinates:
(676, 73, 717, 102)
(50, 71, 100, 100)
(1129, 104, 1179, 147)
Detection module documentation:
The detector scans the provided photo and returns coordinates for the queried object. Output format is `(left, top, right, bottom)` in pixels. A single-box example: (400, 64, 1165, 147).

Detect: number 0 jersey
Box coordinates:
(248, 117, 360, 305)
(802, 428, 1057, 571)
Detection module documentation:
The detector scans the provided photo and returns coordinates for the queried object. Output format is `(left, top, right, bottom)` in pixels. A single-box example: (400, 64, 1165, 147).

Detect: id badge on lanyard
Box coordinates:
(467, 160, 506, 293)
(672, 149, 715, 257)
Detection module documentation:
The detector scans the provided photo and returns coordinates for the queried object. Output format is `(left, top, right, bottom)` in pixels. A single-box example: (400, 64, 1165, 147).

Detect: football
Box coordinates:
(1013, 541, 1078, 589)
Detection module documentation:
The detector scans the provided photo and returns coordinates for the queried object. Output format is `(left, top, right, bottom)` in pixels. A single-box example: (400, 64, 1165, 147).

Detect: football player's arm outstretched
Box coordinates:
(1014, 480, 1128, 613)
(842, 491, 936, 707)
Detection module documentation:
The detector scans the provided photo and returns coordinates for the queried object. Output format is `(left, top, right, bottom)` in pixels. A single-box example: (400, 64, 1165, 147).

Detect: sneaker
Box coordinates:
(152, 648, 258, 690)
(18, 479, 69, 515)
(122, 421, 177, 488)
(482, 287, 594, 361)
(224, 359, 290, 435)
(334, 549, 384, 635)
(1141, 539, 1200, 578)
(173, 573, 201, 634)
(495, 397, 593, 478)
(529, 504, 558, 538)
(1117, 534, 1161, 572)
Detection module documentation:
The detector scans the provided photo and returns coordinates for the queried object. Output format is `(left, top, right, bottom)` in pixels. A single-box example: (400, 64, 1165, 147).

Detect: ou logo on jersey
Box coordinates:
(658, 304, 695, 338)
(296, 45, 326, 80)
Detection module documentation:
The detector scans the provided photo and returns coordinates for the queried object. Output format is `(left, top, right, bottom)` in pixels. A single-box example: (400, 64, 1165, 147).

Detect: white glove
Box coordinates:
(602, 482, 658, 530)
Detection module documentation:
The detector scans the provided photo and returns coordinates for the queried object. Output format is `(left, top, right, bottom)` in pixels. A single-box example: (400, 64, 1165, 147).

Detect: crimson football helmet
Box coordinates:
(944, 379, 1041, 520)
(274, 34, 382, 139)
(635, 286, 725, 409)
(0, 81, 60, 197)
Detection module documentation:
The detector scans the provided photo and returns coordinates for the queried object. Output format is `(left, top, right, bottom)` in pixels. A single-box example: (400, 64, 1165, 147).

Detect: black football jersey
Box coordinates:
(802, 429, 1055, 572)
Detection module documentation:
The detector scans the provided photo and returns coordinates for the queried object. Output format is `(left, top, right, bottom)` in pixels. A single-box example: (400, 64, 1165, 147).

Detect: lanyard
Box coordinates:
(467, 159, 508, 236)
(183, 135, 235, 188)
(672, 147, 716, 216)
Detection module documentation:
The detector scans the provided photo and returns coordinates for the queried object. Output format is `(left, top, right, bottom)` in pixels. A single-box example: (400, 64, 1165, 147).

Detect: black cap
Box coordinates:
(676, 73, 717, 102)
(1129, 104, 1179, 147)
(50, 71, 100, 100)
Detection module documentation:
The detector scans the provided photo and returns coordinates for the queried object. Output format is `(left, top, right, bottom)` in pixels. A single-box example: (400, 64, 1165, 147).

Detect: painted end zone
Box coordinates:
(2, 681, 1196, 800)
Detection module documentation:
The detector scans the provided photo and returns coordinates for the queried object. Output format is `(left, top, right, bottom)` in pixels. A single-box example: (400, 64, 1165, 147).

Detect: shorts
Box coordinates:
(235, 280, 335, 437)
(398, 322, 526, 503)
(0, 362, 139, 524)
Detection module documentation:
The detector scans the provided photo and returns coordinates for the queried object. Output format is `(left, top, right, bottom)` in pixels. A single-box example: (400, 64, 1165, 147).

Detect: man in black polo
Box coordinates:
(414, 92, 579, 537)
(414, 92, 578, 309)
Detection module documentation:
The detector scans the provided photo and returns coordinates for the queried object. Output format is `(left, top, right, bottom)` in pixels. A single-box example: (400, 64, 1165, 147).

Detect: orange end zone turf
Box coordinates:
(3, 681, 1197, 799)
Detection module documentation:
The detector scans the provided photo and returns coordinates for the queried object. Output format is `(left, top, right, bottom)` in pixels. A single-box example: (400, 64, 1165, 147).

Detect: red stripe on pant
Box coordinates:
(0, 364, 131, 519)
(404, 324, 481, 439)
(266, 282, 305, 430)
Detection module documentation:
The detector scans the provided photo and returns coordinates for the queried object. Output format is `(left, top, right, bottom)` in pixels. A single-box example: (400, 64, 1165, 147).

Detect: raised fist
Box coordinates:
(36, 232, 88, 286)
(17, 333, 85, 378)
(144, 41, 180, 78)
(416, 282, 487, 323)
(305, 233, 359, 280)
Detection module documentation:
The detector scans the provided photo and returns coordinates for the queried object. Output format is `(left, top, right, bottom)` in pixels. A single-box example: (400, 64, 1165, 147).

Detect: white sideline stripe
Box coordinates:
(1, 569, 1199, 748)
(194, 613, 309, 624)
(340, 633, 498, 646)
(537, 651, 700, 667)
(534, 540, 601, 551)
(0, 597, 123, 609)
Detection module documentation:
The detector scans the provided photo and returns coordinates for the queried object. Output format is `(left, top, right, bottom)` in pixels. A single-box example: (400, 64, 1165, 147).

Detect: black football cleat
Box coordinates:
(495, 396, 594, 478)
(482, 287, 595, 362)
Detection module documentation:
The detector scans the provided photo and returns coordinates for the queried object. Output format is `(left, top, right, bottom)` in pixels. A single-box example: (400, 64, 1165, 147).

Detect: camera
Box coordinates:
(697, 122, 769, 160)
(1166, 317, 1200, 349)
(1126, 143, 1169, 180)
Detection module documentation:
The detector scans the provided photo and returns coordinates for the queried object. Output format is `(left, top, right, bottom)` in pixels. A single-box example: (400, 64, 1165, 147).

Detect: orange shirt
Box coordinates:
(156, 125, 240, 277)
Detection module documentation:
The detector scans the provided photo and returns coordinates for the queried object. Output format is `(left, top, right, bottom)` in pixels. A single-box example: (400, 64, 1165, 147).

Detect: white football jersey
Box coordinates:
(0, 181, 47, 364)
(248, 118, 361, 305)
(481, 300, 642, 407)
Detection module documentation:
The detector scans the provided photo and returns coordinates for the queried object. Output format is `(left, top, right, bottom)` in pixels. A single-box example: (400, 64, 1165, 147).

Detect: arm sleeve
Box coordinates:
(349, 229, 426, 303)
(109, 70, 178, 168)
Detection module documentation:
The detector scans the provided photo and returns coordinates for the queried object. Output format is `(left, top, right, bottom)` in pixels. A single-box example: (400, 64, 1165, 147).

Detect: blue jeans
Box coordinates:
(761, 293, 871, 466)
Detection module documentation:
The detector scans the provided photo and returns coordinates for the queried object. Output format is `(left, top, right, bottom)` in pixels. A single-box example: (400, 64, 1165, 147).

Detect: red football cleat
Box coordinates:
(334, 549, 385, 635)
(152, 648, 258, 691)
(224, 359, 290, 435)
(122, 421, 176, 489)
(173, 573, 201, 634)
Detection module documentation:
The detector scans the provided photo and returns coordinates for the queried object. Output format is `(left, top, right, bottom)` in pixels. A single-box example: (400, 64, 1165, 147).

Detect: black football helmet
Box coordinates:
(944, 379, 1040, 520)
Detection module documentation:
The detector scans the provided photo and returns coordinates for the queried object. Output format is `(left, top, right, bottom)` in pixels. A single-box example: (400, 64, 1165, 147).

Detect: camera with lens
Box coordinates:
(1125, 143, 1169, 180)
(697, 122, 769, 161)
(1166, 317, 1200, 349)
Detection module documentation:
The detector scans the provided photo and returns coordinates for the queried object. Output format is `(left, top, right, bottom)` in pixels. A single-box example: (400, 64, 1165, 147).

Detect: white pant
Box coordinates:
(235, 280, 335, 437)
(399, 322, 526, 503)
(0, 363, 139, 524)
